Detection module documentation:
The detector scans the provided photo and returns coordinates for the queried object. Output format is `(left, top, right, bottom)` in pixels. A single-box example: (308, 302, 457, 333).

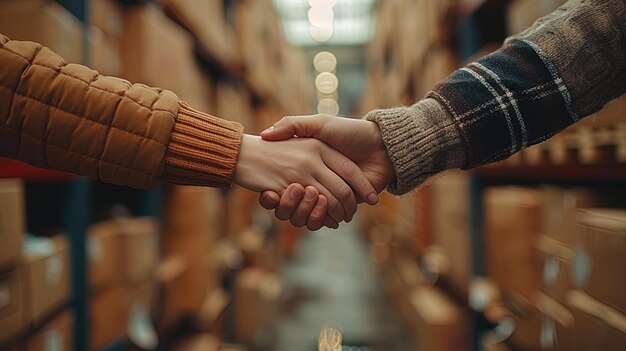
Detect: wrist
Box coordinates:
(233, 134, 255, 187)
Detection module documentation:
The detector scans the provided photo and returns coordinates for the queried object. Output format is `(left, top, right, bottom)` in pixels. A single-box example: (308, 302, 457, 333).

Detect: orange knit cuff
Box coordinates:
(163, 103, 244, 187)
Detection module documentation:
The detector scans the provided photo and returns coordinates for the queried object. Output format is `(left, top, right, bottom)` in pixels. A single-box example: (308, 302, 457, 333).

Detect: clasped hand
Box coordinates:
(233, 114, 394, 230)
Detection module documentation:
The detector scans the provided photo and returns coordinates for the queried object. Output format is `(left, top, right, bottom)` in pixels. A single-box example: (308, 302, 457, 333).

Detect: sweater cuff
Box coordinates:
(364, 98, 466, 195)
(164, 104, 244, 187)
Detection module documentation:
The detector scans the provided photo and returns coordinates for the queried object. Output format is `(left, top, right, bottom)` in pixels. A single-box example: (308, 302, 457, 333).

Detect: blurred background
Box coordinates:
(0, 0, 625, 350)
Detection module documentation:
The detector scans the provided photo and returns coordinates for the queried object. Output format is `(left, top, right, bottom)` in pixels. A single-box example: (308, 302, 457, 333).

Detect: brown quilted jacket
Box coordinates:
(0, 34, 244, 189)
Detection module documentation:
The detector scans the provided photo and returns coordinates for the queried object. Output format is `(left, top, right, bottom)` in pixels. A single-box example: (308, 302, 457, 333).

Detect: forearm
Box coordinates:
(429, 0, 626, 168)
(0, 34, 243, 188)
(367, 0, 625, 195)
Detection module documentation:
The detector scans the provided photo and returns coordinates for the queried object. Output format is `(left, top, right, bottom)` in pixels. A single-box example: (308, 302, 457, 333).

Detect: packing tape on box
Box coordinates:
(572, 248, 591, 288)
(543, 256, 560, 285)
(128, 302, 158, 350)
(45, 329, 63, 351)
(0, 283, 9, 308)
(88, 236, 104, 263)
(46, 255, 64, 287)
(540, 316, 557, 350)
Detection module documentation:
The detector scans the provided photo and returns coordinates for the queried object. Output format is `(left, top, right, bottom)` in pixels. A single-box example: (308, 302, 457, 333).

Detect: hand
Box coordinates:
(258, 115, 395, 226)
(233, 134, 378, 224)
(260, 184, 331, 230)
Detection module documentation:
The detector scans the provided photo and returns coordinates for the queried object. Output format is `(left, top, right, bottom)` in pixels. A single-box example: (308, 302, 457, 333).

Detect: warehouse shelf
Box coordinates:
(0, 159, 75, 182)
(100, 338, 131, 351)
(473, 163, 626, 184)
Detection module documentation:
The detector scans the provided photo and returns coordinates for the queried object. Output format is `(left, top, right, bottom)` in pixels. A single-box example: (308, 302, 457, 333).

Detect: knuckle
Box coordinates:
(338, 185, 354, 202)
(342, 161, 358, 179)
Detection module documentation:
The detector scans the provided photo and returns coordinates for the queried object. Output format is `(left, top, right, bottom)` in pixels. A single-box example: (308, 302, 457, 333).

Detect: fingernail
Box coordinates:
(261, 126, 274, 134)
(304, 188, 317, 201)
(292, 186, 305, 198)
(367, 193, 379, 205)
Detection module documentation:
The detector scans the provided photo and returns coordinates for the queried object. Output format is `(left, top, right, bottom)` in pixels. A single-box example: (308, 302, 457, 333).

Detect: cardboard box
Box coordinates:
(575, 209, 626, 315)
(567, 290, 626, 351)
(485, 187, 543, 301)
(120, 4, 213, 112)
(125, 281, 158, 351)
(88, 218, 158, 288)
(159, 0, 240, 67)
(117, 218, 159, 284)
(507, 0, 568, 35)
(409, 287, 469, 351)
(0, 0, 83, 64)
(215, 82, 253, 132)
(430, 171, 471, 297)
(0, 269, 25, 344)
(542, 186, 615, 246)
(90, 0, 125, 39)
(89, 26, 122, 77)
(90, 286, 127, 350)
(87, 221, 120, 291)
(0, 179, 24, 272)
(510, 292, 574, 351)
(21, 235, 70, 326)
(161, 215, 216, 326)
(163, 186, 222, 238)
(234, 269, 265, 343)
(24, 310, 73, 351)
(534, 235, 574, 305)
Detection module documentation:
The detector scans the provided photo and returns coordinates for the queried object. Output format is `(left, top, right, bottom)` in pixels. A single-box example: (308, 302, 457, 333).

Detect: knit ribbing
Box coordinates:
(365, 98, 466, 195)
(164, 104, 244, 187)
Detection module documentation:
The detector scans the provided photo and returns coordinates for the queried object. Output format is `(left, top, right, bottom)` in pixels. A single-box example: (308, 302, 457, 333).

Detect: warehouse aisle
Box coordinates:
(272, 219, 412, 351)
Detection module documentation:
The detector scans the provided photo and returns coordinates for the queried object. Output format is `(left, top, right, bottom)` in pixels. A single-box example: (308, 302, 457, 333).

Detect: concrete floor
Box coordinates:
(272, 219, 412, 351)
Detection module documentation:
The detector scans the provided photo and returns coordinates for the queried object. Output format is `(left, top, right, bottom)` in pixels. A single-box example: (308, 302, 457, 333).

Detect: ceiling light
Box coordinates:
(308, 7, 334, 27)
(308, 0, 336, 8)
(317, 98, 340, 116)
(315, 72, 339, 94)
(313, 51, 337, 72)
(309, 24, 334, 42)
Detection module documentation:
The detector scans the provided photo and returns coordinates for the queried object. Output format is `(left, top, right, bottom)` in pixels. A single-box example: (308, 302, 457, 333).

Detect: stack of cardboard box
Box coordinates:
(0, 179, 73, 350)
(481, 186, 626, 349)
(233, 268, 282, 345)
(87, 218, 159, 349)
(0, 0, 84, 64)
(90, 0, 214, 113)
(567, 209, 626, 350)
(161, 186, 222, 329)
(0, 179, 27, 349)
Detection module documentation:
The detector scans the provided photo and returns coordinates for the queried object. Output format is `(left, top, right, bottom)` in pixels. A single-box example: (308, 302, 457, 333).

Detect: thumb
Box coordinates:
(260, 115, 326, 141)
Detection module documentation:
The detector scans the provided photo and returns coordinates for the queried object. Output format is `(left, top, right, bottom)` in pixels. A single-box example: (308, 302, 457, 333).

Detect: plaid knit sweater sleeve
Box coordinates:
(365, 0, 626, 195)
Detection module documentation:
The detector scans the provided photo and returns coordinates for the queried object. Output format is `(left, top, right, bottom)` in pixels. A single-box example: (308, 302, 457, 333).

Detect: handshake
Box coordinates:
(233, 114, 395, 231)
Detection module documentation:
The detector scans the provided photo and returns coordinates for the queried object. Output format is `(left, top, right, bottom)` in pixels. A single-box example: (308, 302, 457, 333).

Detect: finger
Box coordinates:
(259, 190, 281, 210)
(275, 184, 306, 221)
(306, 195, 328, 231)
(312, 179, 349, 224)
(260, 115, 327, 141)
(315, 166, 358, 223)
(290, 186, 320, 227)
(323, 215, 339, 229)
(319, 147, 379, 206)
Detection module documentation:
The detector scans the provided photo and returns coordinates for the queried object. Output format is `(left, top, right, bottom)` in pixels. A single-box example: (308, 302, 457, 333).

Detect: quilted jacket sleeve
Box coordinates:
(0, 34, 243, 189)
